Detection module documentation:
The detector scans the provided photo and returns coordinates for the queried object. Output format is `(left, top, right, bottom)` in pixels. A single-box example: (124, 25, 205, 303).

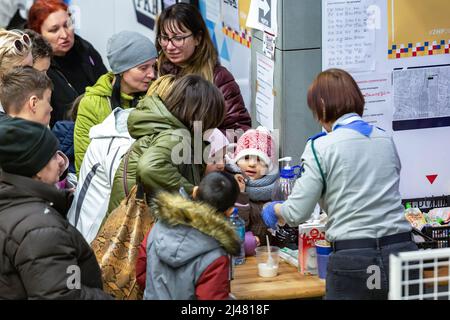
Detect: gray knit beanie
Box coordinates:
(107, 31, 157, 74)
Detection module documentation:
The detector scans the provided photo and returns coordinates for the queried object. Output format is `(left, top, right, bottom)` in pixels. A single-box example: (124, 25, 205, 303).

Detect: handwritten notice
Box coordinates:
(323, 0, 376, 72)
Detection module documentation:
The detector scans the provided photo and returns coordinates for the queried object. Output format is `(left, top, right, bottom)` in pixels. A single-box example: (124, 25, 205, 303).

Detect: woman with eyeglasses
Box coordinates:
(28, 0, 107, 128)
(156, 3, 251, 138)
(0, 28, 33, 114)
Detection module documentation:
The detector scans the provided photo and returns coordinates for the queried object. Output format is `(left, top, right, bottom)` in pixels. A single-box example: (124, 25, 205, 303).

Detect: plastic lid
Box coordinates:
(279, 157, 295, 178)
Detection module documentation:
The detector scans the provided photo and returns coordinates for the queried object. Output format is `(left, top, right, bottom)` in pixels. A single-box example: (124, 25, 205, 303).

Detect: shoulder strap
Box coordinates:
(122, 149, 132, 197)
(106, 97, 113, 111)
(311, 139, 327, 196)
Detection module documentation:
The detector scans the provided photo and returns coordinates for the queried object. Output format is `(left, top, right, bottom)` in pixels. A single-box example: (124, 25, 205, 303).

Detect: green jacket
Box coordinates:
(107, 94, 204, 213)
(74, 72, 137, 173)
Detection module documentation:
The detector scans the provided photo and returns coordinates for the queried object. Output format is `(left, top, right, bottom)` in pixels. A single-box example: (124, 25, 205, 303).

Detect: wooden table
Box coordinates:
(231, 256, 326, 300)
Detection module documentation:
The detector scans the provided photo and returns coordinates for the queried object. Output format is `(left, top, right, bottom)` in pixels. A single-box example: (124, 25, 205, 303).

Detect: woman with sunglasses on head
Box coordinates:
(28, 0, 107, 128)
(0, 28, 33, 115)
(156, 3, 251, 138)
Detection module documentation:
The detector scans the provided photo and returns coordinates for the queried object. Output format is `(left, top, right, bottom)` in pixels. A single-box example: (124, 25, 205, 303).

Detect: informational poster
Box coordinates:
(263, 31, 275, 60)
(388, 0, 450, 59)
(205, 0, 221, 23)
(321, 0, 450, 198)
(221, 0, 252, 48)
(392, 66, 450, 131)
(255, 52, 275, 131)
(133, 0, 158, 30)
(222, 0, 240, 33)
(322, 0, 376, 72)
(199, 0, 252, 112)
(246, 0, 278, 36)
(355, 73, 393, 133)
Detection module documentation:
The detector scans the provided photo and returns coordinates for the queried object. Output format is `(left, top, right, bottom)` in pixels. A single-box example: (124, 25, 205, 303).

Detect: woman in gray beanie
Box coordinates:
(74, 30, 157, 174)
(0, 117, 113, 299)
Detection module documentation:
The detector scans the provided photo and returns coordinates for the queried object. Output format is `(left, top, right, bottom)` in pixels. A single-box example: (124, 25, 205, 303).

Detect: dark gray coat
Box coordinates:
(0, 172, 112, 300)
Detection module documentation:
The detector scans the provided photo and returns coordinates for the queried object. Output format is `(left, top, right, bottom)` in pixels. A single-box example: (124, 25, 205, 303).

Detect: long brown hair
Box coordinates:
(307, 68, 365, 123)
(156, 3, 218, 82)
(163, 75, 225, 132)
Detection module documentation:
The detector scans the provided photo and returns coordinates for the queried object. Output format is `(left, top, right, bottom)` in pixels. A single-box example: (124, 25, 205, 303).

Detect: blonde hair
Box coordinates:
(146, 74, 175, 101)
(0, 29, 32, 77)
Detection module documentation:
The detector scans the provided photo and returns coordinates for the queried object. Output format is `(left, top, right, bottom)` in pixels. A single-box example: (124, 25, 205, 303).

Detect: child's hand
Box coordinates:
(234, 174, 246, 192)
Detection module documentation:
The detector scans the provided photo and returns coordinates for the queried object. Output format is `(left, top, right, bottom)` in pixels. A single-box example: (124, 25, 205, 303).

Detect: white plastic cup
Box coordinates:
(255, 246, 280, 278)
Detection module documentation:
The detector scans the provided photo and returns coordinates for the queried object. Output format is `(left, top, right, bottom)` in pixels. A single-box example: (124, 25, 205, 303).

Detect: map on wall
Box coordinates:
(393, 66, 450, 131)
(388, 0, 450, 59)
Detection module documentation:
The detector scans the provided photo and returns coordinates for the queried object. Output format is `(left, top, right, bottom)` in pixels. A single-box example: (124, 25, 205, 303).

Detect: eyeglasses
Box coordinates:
(158, 34, 193, 48)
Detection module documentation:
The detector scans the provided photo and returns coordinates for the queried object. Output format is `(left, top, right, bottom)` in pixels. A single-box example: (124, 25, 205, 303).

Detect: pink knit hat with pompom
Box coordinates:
(233, 126, 277, 174)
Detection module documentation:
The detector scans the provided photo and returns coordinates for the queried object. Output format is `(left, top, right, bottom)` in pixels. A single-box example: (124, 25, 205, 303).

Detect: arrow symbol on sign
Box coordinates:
(426, 174, 438, 185)
(260, 0, 270, 17)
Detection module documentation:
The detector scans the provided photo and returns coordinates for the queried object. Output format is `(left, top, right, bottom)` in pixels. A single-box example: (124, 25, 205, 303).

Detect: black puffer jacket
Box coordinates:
(47, 34, 107, 128)
(0, 172, 112, 300)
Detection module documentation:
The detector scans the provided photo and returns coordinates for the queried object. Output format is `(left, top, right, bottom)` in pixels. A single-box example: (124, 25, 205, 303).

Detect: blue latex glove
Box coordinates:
(261, 201, 283, 229)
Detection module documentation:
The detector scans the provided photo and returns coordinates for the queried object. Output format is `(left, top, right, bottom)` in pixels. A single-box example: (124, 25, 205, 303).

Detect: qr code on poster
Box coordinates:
(223, 0, 238, 9)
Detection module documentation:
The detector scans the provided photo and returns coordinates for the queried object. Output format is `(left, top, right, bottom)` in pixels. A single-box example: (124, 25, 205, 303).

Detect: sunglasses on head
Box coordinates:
(8, 30, 32, 54)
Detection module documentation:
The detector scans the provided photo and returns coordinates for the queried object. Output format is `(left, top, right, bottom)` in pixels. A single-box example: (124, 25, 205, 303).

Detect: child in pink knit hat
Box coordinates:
(226, 126, 279, 254)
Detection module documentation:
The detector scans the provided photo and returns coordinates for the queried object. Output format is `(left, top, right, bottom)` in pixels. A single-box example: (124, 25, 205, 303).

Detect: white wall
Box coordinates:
(69, 0, 157, 70)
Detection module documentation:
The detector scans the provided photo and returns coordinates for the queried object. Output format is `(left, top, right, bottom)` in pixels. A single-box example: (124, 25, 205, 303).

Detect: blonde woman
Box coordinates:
(0, 28, 33, 113)
(156, 3, 251, 136)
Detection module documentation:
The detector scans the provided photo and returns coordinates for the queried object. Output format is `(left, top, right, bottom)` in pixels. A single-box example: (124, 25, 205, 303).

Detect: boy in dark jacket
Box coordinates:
(140, 171, 240, 300)
(0, 118, 112, 299)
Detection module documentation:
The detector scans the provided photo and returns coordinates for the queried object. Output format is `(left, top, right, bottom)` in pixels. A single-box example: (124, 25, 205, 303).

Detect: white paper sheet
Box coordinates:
(222, 0, 240, 32)
(263, 31, 276, 60)
(246, 0, 278, 36)
(322, 0, 376, 72)
(206, 0, 221, 22)
(354, 73, 393, 133)
(255, 52, 275, 131)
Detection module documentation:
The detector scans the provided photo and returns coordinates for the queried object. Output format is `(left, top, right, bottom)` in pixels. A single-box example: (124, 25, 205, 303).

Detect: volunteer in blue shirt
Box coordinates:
(262, 68, 418, 300)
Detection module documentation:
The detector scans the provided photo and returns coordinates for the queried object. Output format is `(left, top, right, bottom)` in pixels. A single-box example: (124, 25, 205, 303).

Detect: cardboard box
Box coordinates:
(298, 223, 326, 275)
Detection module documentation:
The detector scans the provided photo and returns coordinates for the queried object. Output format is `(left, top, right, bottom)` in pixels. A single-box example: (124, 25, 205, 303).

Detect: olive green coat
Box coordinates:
(74, 72, 137, 173)
(107, 94, 204, 213)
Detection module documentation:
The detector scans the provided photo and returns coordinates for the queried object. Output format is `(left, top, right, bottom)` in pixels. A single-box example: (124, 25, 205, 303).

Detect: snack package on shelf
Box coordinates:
(427, 207, 450, 225)
(404, 203, 427, 230)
